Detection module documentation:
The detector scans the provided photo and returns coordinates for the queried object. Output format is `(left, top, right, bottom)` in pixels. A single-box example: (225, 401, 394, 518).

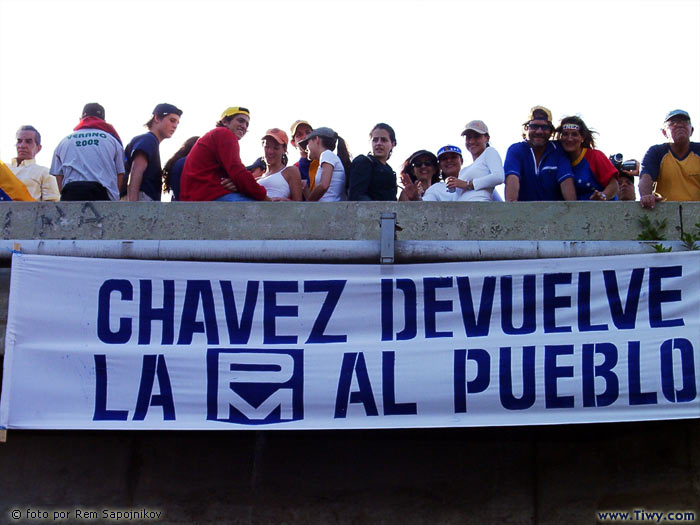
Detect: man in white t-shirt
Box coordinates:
(50, 103, 126, 201)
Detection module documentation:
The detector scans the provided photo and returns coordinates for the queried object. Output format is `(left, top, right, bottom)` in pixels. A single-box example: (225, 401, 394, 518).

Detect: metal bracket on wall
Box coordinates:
(380, 212, 396, 264)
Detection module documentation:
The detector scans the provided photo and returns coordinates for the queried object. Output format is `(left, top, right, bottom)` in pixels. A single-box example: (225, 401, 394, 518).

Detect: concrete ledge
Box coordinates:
(1, 201, 696, 241)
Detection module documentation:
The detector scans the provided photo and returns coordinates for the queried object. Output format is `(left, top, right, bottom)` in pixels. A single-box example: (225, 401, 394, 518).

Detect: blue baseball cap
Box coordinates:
(437, 145, 462, 159)
(664, 109, 691, 123)
(153, 103, 183, 117)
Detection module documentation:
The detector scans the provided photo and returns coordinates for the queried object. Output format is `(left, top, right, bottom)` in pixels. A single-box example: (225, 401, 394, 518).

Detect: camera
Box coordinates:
(609, 153, 638, 174)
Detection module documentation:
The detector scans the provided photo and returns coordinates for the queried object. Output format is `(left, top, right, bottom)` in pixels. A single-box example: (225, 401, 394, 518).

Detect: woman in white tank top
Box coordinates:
(257, 128, 303, 201)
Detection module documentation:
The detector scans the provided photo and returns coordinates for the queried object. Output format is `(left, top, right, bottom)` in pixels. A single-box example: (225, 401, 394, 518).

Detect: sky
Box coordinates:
(1, 0, 698, 199)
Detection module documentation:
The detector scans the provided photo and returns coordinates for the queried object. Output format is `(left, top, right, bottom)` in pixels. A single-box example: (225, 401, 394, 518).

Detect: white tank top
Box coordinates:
(258, 169, 290, 199)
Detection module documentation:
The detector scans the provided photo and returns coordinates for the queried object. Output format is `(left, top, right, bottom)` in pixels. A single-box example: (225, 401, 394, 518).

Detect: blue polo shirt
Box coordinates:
(503, 141, 573, 201)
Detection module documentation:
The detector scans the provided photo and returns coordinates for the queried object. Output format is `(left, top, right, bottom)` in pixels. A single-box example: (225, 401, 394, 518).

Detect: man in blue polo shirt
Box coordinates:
(504, 106, 575, 201)
(125, 103, 182, 201)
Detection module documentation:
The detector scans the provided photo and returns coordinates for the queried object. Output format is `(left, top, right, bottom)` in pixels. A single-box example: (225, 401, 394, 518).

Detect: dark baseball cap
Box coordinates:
(246, 157, 267, 172)
(408, 150, 438, 166)
(153, 103, 183, 117)
(82, 102, 105, 120)
(298, 127, 337, 147)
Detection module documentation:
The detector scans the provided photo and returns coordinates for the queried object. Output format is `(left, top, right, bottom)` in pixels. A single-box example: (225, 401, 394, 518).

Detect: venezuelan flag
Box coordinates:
(0, 160, 34, 201)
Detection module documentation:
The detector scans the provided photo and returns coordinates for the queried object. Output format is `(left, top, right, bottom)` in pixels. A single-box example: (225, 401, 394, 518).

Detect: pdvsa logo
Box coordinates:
(206, 349, 303, 425)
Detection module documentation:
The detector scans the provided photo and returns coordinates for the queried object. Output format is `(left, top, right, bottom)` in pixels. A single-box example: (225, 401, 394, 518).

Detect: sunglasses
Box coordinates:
(665, 119, 691, 128)
(412, 160, 435, 168)
(526, 123, 552, 131)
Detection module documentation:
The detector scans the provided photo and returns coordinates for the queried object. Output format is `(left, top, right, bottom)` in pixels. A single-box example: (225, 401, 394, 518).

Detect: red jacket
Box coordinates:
(180, 127, 267, 201)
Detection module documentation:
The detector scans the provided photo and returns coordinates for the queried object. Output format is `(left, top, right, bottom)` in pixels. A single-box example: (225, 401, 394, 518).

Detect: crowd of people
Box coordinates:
(1, 103, 698, 209)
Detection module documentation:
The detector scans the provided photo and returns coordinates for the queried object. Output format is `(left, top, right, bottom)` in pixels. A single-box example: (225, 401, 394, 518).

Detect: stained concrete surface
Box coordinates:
(1, 201, 695, 241)
(0, 423, 697, 524)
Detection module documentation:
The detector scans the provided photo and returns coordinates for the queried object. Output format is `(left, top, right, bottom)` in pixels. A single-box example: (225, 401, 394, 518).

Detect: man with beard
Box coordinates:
(504, 106, 575, 201)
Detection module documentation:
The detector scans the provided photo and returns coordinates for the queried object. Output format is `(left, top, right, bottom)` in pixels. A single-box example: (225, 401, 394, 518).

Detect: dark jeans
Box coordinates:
(61, 181, 110, 201)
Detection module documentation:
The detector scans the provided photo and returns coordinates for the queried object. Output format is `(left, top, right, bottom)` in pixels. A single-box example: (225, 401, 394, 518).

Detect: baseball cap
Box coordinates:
(437, 145, 462, 159)
(461, 120, 489, 135)
(299, 127, 337, 147)
(220, 106, 250, 119)
(409, 150, 438, 166)
(246, 157, 267, 172)
(525, 105, 552, 124)
(664, 109, 691, 123)
(290, 120, 312, 137)
(82, 102, 105, 120)
(153, 103, 183, 117)
(262, 128, 289, 146)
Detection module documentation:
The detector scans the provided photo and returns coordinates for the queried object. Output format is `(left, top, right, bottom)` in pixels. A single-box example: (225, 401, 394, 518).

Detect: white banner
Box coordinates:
(1, 252, 699, 430)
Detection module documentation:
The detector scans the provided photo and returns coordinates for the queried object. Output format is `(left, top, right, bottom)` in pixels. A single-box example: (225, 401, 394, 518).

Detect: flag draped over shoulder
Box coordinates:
(0, 160, 35, 201)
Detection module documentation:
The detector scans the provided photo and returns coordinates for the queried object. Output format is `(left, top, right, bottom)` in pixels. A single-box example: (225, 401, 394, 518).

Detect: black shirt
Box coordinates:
(348, 154, 397, 201)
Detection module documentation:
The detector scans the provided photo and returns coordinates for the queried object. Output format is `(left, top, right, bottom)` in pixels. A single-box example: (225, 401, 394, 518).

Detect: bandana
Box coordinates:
(74, 117, 122, 144)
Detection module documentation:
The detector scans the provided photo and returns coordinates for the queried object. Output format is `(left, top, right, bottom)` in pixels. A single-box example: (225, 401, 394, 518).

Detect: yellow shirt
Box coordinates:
(309, 159, 320, 190)
(657, 149, 700, 201)
(10, 158, 60, 201)
(642, 143, 700, 202)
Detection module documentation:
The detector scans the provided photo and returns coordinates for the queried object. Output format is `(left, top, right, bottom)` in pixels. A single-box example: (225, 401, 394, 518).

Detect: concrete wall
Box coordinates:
(0, 201, 695, 240)
(1, 202, 698, 524)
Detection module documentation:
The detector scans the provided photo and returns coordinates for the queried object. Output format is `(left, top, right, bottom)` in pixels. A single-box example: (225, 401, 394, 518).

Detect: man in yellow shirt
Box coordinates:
(640, 110, 700, 209)
(9, 125, 60, 201)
